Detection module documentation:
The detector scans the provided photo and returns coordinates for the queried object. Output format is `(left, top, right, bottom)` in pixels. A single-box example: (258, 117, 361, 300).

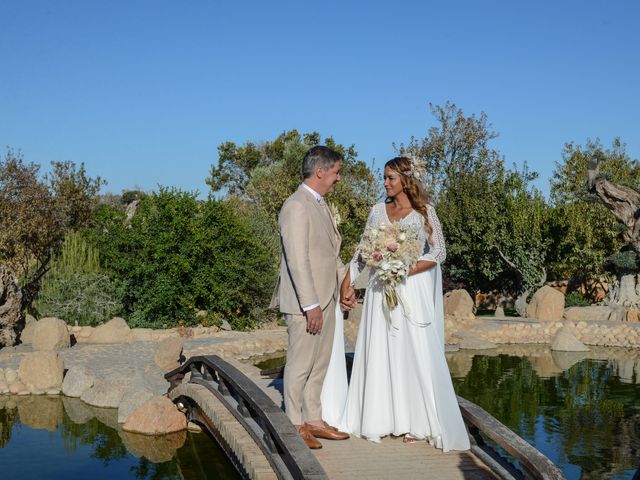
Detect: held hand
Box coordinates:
(340, 271, 356, 310)
(340, 286, 356, 310)
(305, 306, 323, 334)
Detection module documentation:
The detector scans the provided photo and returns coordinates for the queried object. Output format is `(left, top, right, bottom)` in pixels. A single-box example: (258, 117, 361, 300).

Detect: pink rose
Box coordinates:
(373, 251, 384, 261)
(386, 242, 398, 252)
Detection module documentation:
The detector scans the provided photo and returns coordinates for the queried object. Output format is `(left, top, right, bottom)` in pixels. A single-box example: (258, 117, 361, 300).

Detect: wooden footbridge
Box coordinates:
(165, 355, 565, 480)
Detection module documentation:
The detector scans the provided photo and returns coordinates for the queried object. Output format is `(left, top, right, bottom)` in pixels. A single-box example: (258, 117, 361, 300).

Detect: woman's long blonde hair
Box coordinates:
(385, 156, 433, 241)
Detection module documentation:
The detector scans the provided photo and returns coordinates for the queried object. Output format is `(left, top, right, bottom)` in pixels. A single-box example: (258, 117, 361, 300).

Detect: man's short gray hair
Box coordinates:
(302, 146, 343, 179)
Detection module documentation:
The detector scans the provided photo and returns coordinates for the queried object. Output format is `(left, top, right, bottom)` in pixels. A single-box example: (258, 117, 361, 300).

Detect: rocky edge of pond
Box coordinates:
(0, 316, 288, 436)
(2, 284, 640, 436)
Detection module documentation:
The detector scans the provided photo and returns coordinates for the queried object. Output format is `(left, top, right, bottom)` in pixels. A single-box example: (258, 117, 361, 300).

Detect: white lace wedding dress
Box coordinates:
(321, 202, 470, 452)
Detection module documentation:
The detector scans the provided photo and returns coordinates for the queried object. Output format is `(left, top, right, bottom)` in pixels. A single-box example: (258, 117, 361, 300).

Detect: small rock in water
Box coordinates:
(122, 395, 187, 435)
(551, 326, 589, 352)
(187, 421, 202, 433)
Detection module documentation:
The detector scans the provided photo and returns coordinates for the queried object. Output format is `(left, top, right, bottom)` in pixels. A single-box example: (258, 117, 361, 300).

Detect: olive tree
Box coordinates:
(547, 139, 637, 298)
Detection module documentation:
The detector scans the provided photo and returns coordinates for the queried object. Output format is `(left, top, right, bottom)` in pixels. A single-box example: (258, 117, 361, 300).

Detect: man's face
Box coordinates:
(318, 161, 342, 195)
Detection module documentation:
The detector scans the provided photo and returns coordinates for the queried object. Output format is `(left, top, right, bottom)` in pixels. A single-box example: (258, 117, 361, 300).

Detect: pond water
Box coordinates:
(0, 395, 240, 480)
(3, 348, 639, 479)
(253, 346, 640, 479)
(447, 347, 640, 480)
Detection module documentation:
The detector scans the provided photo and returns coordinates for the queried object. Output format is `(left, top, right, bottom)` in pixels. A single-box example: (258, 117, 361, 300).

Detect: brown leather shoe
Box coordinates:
(298, 425, 322, 449)
(304, 421, 350, 440)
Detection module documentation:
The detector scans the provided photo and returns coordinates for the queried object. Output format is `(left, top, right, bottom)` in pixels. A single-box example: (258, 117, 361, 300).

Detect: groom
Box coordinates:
(271, 145, 354, 449)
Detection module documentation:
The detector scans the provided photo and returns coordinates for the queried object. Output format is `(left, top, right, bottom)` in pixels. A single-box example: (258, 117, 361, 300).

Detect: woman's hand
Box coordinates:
(340, 271, 356, 310)
(408, 260, 437, 276)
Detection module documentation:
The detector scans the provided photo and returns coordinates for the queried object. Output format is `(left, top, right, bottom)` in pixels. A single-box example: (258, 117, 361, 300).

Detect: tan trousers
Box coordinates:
(284, 299, 336, 425)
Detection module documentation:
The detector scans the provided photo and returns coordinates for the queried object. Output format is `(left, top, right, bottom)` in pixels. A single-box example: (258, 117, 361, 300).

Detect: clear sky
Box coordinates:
(1, 0, 638, 198)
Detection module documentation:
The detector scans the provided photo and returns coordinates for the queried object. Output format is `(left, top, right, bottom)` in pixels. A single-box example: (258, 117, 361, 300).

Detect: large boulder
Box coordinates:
(444, 289, 475, 319)
(118, 387, 155, 424)
(62, 365, 95, 398)
(86, 317, 132, 344)
(32, 317, 70, 351)
(527, 286, 565, 321)
(564, 306, 614, 322)
(18, 351, 64, 391)
(551, 326, 589, 352)
(20, 315, 38, 344)
(80, 377, 131, 408)
(122, 396, 186, 435)
(154, 338, 184, 372)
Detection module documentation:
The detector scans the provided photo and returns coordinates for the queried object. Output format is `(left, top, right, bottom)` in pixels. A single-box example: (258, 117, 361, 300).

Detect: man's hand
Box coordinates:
(340, 286, 356, 310)
(305, 306, 323, 334)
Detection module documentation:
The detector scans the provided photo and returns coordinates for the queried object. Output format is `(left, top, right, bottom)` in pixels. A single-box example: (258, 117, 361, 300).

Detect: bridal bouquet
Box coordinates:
(358, 223, 422, 309)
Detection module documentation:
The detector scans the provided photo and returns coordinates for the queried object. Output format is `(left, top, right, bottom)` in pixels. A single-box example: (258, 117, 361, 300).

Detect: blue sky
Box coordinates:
(1, 0, 638, 198)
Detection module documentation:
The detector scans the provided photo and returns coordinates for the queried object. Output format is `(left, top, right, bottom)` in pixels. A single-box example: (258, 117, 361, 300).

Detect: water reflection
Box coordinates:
(0, 395, 240, 480)
(448, 348, 640, 480)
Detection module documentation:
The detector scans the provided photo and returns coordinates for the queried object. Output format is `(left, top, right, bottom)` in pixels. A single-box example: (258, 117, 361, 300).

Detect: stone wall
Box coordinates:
(445, 316, 640, 349)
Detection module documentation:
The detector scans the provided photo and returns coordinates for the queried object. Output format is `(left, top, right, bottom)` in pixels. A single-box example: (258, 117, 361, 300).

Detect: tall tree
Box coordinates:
(0, 149, 102, 345)
(547, 139, 638, 293)
(398, 103, 548, 299)
(207, 130, 380, 261)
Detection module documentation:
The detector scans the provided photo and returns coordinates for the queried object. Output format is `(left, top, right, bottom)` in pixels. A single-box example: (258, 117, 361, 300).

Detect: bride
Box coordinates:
(321, 156, 470, 452)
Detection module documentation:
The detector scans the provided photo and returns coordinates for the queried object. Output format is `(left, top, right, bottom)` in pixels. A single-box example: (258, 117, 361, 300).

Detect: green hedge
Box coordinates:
(88, 188, 276, 329)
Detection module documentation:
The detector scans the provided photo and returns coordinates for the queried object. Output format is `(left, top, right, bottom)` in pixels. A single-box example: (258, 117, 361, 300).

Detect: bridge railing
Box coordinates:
(165, 355, 328, 480)
(259, 357, 565, 480)
(457, 396, 565, 480)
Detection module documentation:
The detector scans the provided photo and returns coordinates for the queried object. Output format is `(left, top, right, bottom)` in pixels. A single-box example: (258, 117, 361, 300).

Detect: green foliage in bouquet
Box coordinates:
(34, 231, 123, 326)
(88, 188, 274, 330)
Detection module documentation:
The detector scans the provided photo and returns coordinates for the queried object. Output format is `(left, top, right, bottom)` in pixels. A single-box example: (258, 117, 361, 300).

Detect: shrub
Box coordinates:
(89, 188, 275, 329)
(565, 291, 591, 307)
(34, 232, 123, 326)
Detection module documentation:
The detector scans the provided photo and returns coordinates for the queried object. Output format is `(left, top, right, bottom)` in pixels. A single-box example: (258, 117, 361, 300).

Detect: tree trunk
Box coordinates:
(605, 273, 640, 307)
(588, 159, 640, 252)
(0, 267, 24, 347)
(514, 290, 529, 317)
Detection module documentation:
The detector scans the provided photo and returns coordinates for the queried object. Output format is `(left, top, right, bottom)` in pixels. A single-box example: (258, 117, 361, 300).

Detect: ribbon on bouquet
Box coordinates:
(373, 273, 431, 336)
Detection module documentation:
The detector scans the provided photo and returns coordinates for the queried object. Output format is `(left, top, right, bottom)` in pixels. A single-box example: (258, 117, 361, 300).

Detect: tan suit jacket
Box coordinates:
(271, 185, 345, 314)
